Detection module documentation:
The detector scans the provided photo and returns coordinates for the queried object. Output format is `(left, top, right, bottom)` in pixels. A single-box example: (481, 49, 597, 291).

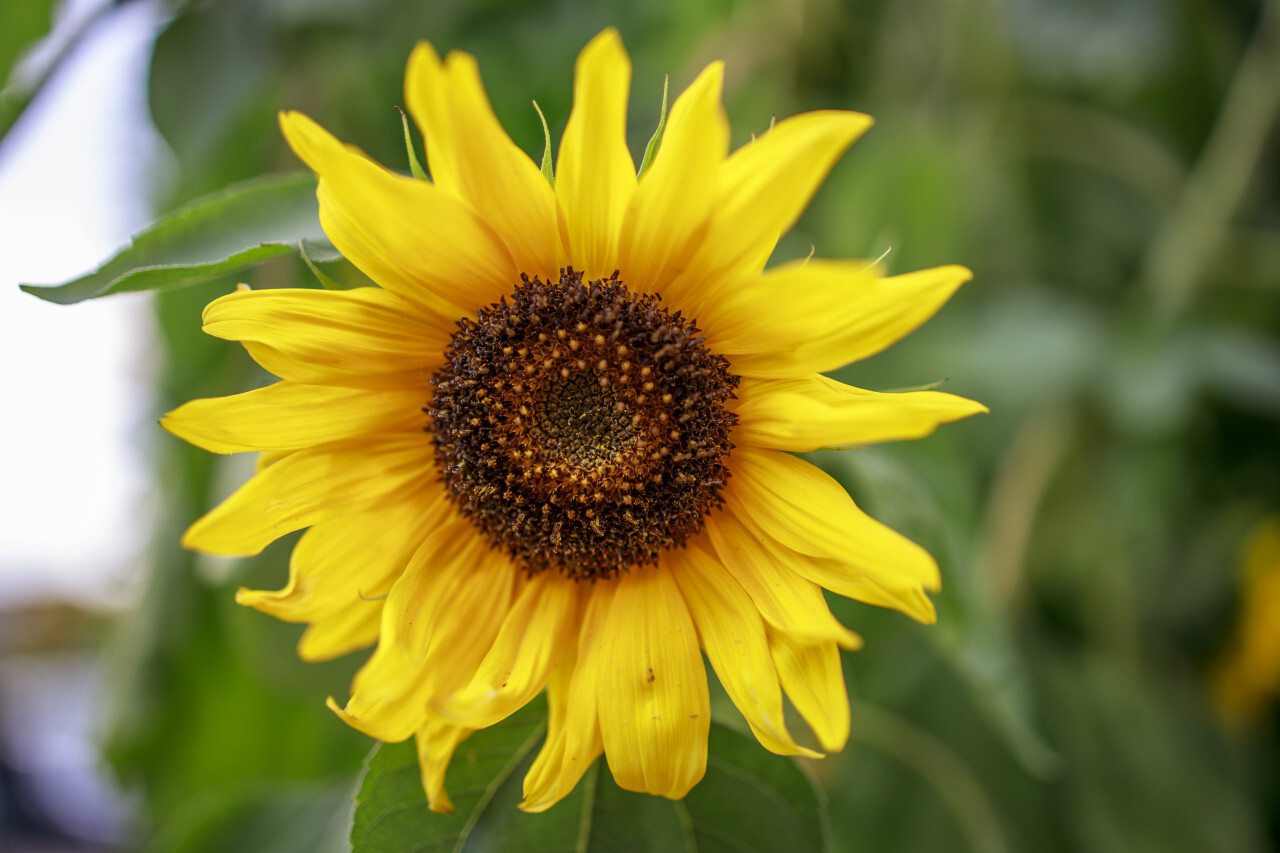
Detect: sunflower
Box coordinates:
(1209, 517, 1280, 729)
(163, 29, 986, 813)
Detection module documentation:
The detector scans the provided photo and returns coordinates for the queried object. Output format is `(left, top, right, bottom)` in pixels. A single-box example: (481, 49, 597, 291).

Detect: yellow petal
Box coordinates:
(333, 530, 516, 742)
(202, 286, 447, 389)
(703, 261, 972, 378)
(405, 43, 558, 280)
(617, 61, 728, 293)
(433, 573, 582, 729)
(235, 484, 448, 623)
(521, 594, 607, 813)
(766, 627, 850, 752)
(279, 110, 517, 316)
(416, 716, 473, 814)
(182, 436, 433, 556)
(555, 28, 636, 279)
(665, 110, 872, 307)
(672, 548, 820, 758)
(735, 374, 988, 452)
(727, 448, 940, 623)
(596, 566, 709, 799)
(402, 42, 461, 197)
(254, 448, 292, 473)
(297, 603, 381, 662)
(163, 381, 427, 454)
(701, 512, 862, 649)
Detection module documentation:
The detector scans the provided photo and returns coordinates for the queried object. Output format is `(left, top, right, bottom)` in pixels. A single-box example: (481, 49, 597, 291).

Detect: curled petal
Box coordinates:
(521, 592, 608, 813)
(297, 604, 381, 663)
(702, 512, 862, 649)
(433, 573, 583, 730)
(330, 527, 516, 742)
(235, 483, 449, 624)
(416, 717, 473, 814)
(767, 627, 850, 752)
(728, 448, 940, 623)
(673, 547, 820, 757)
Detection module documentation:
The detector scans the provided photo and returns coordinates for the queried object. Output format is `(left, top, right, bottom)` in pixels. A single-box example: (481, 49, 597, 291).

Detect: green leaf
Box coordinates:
(397, 107, 429, 181)
(350, 702, 829, 852)
(636, 75, 669, 179)
(146, 0, 273, 168)
(21, 172, 329, 304)
(819, 449, 1059, 780)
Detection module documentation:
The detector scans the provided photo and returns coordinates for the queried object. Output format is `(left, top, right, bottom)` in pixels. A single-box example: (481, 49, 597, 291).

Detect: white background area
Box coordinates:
(0, 0, 166, 610)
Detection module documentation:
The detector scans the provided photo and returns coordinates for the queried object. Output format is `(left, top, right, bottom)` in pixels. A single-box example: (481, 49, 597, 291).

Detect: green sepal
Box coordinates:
(636, 75, 670, 179)
(397, 107, 429, 180)
(532, 100, 555, 189)
(880, 378, 949, 393)
(298, 241, 349, 290)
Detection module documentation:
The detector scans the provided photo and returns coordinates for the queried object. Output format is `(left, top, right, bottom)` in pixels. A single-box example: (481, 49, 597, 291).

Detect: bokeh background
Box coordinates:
(2, 0, 1278, 850)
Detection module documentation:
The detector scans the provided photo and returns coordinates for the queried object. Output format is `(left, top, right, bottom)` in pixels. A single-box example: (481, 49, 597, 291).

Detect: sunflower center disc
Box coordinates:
(429, 269, 739, 581)
(534, 374, 635, 467)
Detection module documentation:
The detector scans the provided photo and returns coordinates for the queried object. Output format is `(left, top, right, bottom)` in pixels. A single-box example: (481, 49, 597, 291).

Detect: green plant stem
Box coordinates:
(1143, 0, 1280, 324)
(977, 409, 1075, 609)
(850, 701, 1007, 853)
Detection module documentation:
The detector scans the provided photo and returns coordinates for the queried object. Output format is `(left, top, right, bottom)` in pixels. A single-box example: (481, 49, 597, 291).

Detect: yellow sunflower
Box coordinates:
(163, 29, 986, 813)
(1209, 517, 1280, 729)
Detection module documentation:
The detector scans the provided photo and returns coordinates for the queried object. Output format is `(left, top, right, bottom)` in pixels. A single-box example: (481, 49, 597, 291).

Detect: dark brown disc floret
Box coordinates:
(429, 269, 739, 581)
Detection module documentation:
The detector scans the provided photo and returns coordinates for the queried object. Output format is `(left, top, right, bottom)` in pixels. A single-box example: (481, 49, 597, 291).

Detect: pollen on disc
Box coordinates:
(428, 269, 739, 581)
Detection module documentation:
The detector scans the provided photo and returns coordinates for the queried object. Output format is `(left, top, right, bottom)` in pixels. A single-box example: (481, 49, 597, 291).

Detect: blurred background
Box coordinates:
(1, 0, 1278, 850)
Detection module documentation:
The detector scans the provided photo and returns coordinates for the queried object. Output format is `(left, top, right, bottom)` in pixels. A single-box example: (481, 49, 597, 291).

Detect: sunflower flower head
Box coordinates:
(162, 28, 987, 814)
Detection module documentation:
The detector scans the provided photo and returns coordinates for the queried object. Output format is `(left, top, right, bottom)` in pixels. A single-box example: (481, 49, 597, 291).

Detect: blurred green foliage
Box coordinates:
(348, 700, 828, 852)
(0, 0, 55, 136)
(7, 0, 1280, 849)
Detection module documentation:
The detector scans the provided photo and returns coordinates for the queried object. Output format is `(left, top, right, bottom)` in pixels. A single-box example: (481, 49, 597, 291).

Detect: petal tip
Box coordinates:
(405, 40, 444, 98)
(325, 695, 355, 723)
(837, 629, 865, 651)
(517, 797, 551, 814)
(913, 596, 939, 624)
(407, 39, 441, 66)
(578, 27, 629, 73)
(278, 110, 336, 175)
(427, 797, 455, 815)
